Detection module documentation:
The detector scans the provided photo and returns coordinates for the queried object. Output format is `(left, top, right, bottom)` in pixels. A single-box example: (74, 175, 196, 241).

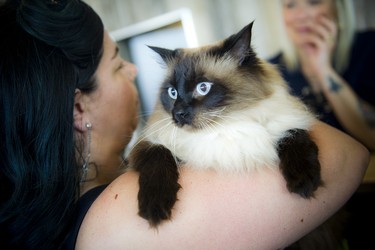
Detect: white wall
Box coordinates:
(84, 0, 281, 59)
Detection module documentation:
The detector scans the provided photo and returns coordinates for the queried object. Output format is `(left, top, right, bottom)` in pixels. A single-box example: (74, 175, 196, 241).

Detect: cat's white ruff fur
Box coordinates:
(143, 84, 316, 172)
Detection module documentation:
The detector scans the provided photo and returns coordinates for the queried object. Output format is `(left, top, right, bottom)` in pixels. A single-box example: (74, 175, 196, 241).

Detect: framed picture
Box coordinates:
(110, 8, 198, 120)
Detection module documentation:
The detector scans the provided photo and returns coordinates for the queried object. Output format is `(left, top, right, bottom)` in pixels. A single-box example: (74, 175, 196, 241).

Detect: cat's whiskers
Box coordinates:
(194, 110, 221, 132)
(129, 117, 173, 152)
(143, 116, 171, 135)
(199, 116, 224, 135)
(202, 108, 229, 125)
(215, 114, 242, 124)
(207, 107, 226, 116)
(196, 115, 214, 133)
(203, 116, 221, 130)
(204, 119, 219, 135)
(202, 115, 240, 141)
(170, 126, 179, 165)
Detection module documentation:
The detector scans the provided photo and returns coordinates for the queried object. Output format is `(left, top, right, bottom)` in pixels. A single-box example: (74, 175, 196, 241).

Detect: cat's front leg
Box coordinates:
(127, 140, 181, 227)
(277, 129, 323, 198)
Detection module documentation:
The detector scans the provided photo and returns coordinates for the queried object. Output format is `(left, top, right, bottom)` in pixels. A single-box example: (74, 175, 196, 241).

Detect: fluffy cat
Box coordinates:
(127, 22, 322, 227)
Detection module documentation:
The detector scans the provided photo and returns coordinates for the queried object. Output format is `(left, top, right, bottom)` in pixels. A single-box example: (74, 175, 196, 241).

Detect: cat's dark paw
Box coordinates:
(278, 129, 323, 198)
(138, 176, 181, 227)
(283, 159, 322, 198)
(127, 141, 181, 227)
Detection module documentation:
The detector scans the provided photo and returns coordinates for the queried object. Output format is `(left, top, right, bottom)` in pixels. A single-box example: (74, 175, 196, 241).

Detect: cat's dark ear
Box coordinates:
(148, 45, 176, 63)
(222, 21, 255, 65)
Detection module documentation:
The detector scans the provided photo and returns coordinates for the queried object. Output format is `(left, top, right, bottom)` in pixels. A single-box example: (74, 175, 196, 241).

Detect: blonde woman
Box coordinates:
(270, 0, 375, 152)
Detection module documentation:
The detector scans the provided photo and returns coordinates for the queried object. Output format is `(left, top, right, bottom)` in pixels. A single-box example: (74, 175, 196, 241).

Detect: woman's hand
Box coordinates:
(296, 15, 337, 90)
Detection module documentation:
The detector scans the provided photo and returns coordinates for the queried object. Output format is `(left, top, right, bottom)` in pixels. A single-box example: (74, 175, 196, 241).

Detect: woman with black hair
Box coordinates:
(0, 0, 108, 248)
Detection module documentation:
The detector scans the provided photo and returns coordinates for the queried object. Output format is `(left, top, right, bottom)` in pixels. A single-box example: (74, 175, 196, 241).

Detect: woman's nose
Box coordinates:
(125, 62, 137, 81)
(294, 5, 314, 21)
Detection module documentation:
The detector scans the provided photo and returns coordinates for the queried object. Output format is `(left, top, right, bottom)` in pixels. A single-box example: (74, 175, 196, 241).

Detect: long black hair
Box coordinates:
(0, 0, 103, 248)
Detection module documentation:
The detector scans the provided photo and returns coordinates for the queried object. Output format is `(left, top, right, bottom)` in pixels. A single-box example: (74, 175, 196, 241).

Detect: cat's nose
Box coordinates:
(174, 111, 192, 127)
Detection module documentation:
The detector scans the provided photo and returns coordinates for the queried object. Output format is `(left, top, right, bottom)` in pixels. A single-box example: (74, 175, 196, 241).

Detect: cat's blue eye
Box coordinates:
(168, 87, 178, 100)
(196, 82, 212, 96)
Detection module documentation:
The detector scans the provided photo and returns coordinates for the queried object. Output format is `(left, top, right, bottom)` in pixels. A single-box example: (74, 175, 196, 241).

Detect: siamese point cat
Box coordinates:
(127, 21, 322, 227)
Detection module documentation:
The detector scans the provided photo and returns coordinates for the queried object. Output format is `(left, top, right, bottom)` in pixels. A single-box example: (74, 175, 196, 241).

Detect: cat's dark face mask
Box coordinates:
(148, 21, 271, 129)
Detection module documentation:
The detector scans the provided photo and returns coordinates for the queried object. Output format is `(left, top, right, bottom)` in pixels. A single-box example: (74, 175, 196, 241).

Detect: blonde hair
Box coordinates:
(275, 0, 356, 73)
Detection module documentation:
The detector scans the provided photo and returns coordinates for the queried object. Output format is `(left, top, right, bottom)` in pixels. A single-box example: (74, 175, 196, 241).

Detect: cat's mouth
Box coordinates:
(174, 122, 200, 131)
(173, 119, 195, 129)
(172, 115, 200, 131)
(172, 107, 226, 131)
(173, 110, 193, 127)
(172, 116, 211, 132)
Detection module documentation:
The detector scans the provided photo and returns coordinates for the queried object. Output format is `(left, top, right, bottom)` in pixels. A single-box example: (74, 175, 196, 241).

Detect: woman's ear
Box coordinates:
(74, 89, 85, 133)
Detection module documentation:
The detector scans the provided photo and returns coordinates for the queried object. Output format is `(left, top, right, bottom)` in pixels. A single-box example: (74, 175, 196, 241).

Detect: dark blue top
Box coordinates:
(62, 184, 108, 250)
(269, 30, 375, 132)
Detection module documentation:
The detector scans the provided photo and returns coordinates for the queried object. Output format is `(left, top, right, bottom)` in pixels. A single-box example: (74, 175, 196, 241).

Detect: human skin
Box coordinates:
(76, 121, 369, 250)
(73, 31, 139, 194)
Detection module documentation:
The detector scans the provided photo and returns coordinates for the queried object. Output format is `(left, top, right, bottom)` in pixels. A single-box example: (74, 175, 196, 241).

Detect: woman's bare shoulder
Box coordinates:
(76, 121, 369, 250)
